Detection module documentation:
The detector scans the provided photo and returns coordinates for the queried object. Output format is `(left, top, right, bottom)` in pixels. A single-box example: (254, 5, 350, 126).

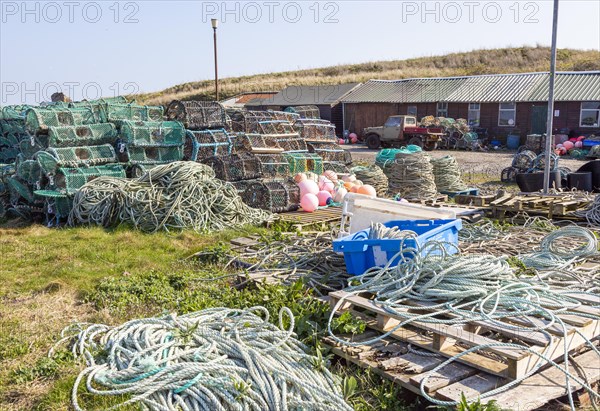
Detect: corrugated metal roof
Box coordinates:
(262, 83, 360, 107)
(340, 72, 600, 104)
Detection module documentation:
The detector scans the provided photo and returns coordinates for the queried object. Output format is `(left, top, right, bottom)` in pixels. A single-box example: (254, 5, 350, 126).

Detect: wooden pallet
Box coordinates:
(440, 188, 480, 198)
(489, 193, 592, 220)
(408, 194, 448, 206)
(275, 207, 342, 230)
(454, 194, 497, 207)
(328, 290, 600, 380)
(323, 330, 600, 410)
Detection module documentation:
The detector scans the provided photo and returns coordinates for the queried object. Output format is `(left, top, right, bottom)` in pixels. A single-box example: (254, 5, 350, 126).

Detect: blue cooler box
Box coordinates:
(333, 219, 462, 275)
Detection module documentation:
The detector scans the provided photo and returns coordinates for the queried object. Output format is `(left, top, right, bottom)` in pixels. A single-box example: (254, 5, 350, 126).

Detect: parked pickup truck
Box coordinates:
(363, 115, 445, 151)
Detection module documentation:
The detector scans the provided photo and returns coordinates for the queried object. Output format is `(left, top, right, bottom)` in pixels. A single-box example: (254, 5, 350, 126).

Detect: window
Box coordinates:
(468, 103, 480, 127)
(437, 102, 448, 117)
(384, 117, 402, 127)
(498, 102, 516, 126)
(407, 106, 417, 116)
(581, 102, 600, 127)
(405, 117, 416, 126)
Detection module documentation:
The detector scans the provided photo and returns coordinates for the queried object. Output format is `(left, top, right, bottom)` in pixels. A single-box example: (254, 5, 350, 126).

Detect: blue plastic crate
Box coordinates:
(333, 219, 462, 275)
(582, 140, 600, 147)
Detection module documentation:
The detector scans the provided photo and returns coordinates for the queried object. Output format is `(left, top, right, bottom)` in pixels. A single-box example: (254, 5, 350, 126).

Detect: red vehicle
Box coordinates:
(362, 115, 445, 151)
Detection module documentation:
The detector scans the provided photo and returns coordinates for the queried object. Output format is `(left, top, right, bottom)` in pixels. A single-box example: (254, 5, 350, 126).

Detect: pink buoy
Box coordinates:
(575, 141, 583, 148)
(300, 193, 319, 212)
(351, 137, 358, 144)
(323, 170, 338, 182)
(349, 133, 357, 140)
(298, 180, 319, 197)
(338, 138, 345, 145)
(293, 173, 307, 183)
(563, 141, 574, 150)
(318, 176, 335, 193)
(317, 190, 332, 206)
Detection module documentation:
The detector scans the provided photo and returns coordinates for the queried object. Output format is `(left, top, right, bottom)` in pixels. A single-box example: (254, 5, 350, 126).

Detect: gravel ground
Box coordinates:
(345, 145, 586, 194)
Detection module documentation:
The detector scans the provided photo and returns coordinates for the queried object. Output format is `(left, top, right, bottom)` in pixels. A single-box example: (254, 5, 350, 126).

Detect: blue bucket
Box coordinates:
(507, 135, 521, 150)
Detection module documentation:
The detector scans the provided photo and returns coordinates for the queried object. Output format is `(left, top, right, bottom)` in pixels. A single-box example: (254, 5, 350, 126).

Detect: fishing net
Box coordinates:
(36, 145, 117, 176)
(16, 159, 43, 185)
(19, 137, 47, 159)
(283, 152, 324, 175)
(201, 153, 262, 182)
(238, 178, 300, 213)
(284, 105, 320, 119)
(293, 118, 336, 142)
(267, 134, 307, 152)
(307, 142, 351, 163)
(54, 164, 126, 195)
(25, 107, 101, 135)
(48, 123, 118, 148)
(106, 104, 164, 122)
(228, 110, 299, 133)
(254, 153, 290, 178)
(229, 133, 282, 153)
(1, 105, 30, 121)
(0, 143, 19, 163)
(184, 129, 232, 161)
(7, 176, 35, 203)
(165, 100, 228, 130)
(117, 146, 184, 165)
(119, 121, 186, 147)
(0, 119, 26, 135)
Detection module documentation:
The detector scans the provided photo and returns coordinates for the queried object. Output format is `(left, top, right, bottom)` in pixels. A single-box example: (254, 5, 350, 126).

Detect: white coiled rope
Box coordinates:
(52, 307, 352, 411)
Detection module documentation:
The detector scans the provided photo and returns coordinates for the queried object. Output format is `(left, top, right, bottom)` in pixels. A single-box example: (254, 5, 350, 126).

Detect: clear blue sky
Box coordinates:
(1, 0, 599, 105)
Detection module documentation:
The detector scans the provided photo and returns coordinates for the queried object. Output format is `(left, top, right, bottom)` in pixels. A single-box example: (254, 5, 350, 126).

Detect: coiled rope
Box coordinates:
(69, 162, 272, 233)
(574, 195, 600, 226)
(327, 236, 600, 409)
(431, 155, 468, 192)
(350, 165, 388, 197)
(383, 152, 437, 200)
(52, 307, 352, 411)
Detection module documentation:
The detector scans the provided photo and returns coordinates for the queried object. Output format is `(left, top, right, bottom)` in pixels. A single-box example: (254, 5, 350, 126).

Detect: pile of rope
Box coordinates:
(350, 165, 388, 197)
(574, 194, 600, 226)
(69, 161, 272, 232)
(328, 233, 600, 409)
(430, 155, 468, 192)
(383, 152, 437, 200)
(52, 307, 351, 411)
(366, 222, 417, 240)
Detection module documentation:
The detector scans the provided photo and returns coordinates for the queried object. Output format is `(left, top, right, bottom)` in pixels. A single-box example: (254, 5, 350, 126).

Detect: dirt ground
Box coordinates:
(345, 145, 586, 194)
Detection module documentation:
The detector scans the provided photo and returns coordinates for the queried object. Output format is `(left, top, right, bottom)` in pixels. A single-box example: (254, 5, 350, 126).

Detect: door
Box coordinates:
(531, 105, 547, 134)
(383, 117, 402, 140)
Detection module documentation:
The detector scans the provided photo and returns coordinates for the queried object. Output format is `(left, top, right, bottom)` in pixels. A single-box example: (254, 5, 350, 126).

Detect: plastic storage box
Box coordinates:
(333, 219, 462, 275)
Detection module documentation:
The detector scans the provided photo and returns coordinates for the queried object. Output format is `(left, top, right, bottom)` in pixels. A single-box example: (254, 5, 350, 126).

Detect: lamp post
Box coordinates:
(543, 0, 559, 194)
(211, 18, 219, 101)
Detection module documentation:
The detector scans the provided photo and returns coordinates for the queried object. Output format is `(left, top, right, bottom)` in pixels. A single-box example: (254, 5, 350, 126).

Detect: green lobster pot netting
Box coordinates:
(0, 146, 19, 163)
(0, 119, 26, 135)
(266, 134, 307, 152)
(16, 159, 43, 185)
(201, 153, 262, 182)
(229, 132, 282, 153)
(323, 161, 350, 174)
(119, 121, 185, 147)
(283, 152, 324, 175)
(165, 100, 228, 130)
(238, 178, 300, 213)
(307, 142, 351, 164)
(36, 144, 118, 176)
(254, 153, 290, 178)
(19, 136, 47, 159)
(48, 123, 117, 148)
(118, 146, 184, 165)
(25, 107, 101, 135)
(106, 104, 164, 122)
(7, 177, 35, 203)
(1, 105, 31, 121)
(54, 164, 126, 195)
(34, 190, 72, 218)
(184, 129, 232, 161)
(294, 119, 337, 142)
(284, 105, 320, 119)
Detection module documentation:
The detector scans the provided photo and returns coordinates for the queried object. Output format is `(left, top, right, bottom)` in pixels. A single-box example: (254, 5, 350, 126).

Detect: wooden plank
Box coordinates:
(381, 352, 442, 373)
(436, 373, 504, 402)
(410, 362, 478, 393)
(486, 348, 600, 411)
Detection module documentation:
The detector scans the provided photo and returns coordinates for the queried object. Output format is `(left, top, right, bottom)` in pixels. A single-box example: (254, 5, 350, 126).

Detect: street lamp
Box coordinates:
(543, 0, 559, 194)
(211, 18, 219, 101)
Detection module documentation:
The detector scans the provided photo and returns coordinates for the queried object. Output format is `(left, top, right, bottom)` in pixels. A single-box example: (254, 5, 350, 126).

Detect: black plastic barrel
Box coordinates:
(577, 160, 600, 192)
(567, 172, 593, 191)
(515, 172, 557, 192)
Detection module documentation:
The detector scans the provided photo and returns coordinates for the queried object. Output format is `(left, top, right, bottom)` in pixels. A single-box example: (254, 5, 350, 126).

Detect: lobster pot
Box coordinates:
(525, 134, 546, 154)
(323, 161, 350, 175)
(0, 144, 19, 163)
(1, 105, 30, 121)
(34, 190, 72, 218)
(36, 145, 117, 176)
(283, 152, 324, 175)
(284, 105, 320, 119)
(255, 120, 296, 135)
(227, 110, 299, 133)
(239, 179, 300, 213)
(165, 100, 228, 130)
(54, 165, 125, 195)
(294, 119, 336, 142)
(118, 146, 184, 165)
(201, 153, 262, 182)
(266, 134, 307, 152)
(25, 107, 100, 135)
(106, 104, 164, 122)
(307, 142, 351, 164)
(48, 123, 117, 148)
(0, 119, 26, 135)
(254, 153, 289, 178)
(185, 129, 232, 161)
(19, 134, 48, 158)
(7, 177, 35, 203)
(16, 159, 42, 185)
(120, 121, 186, 147)
(230, 132, 281, 153)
